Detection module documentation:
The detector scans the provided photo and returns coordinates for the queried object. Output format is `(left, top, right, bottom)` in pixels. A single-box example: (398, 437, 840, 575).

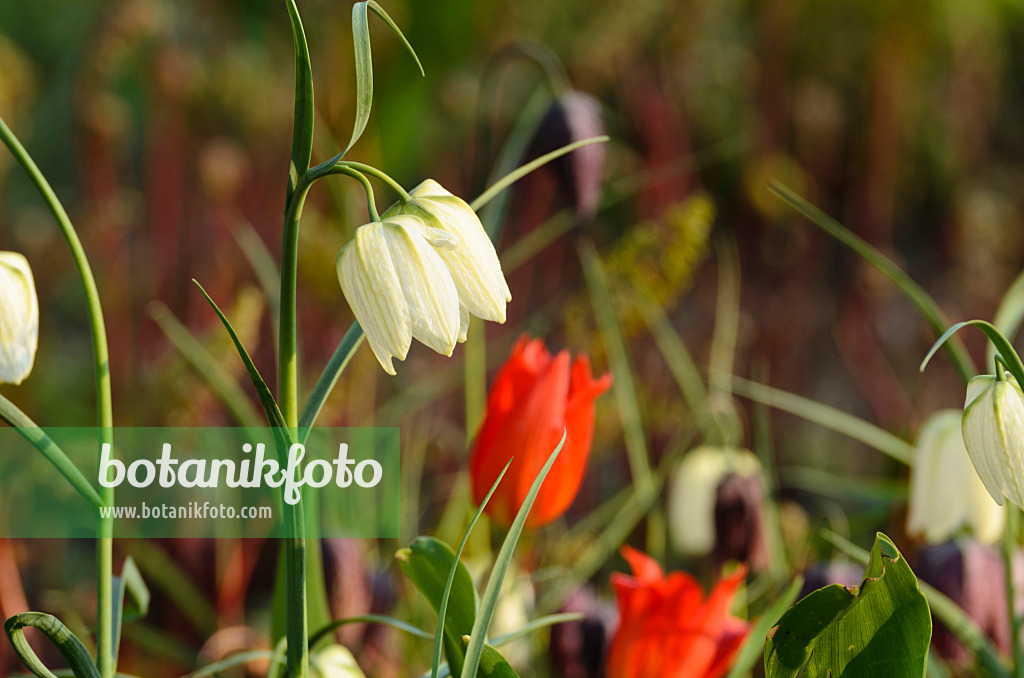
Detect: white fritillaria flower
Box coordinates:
(962, 371, 1024, 508)
(0, 252, 39, 385)
(907, 410, 1003, 544)
(384, 179, 511, 340)
(337, 215, 460, 375)
(312, 645, 366, 678)
(667, 446, 763, 555)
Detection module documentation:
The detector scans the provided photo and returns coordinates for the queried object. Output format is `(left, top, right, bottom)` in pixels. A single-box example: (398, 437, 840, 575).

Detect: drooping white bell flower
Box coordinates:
(0, 252, 39, 385)
(336, 215, 460, 375)
(907, 409, 1004, 544)
(962, 371, 1024, 508)
(667, 446, 763, 555)
(384, 179, 511, 335)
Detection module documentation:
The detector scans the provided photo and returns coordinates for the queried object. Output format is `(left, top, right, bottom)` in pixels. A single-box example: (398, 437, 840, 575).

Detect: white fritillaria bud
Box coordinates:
(0, 252, 39, 385)
(962, 371, 1024, 508)
(384, 179, 511, 339)
(907, 410, 1004, 544)
(337, 215, 460, 375)
(312, 645, 366, 678)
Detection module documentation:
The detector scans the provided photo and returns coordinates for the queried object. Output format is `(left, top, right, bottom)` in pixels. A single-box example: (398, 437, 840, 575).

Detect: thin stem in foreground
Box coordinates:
(0, 115, 115, 678)
(1005, 507, 1023, 678)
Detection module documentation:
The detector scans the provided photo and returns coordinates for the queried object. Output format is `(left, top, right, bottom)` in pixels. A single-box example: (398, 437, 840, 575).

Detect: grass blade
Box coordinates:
(298, 323, 365, 440)
(284, 0, 313, 192)
(460, 432, 567, 678)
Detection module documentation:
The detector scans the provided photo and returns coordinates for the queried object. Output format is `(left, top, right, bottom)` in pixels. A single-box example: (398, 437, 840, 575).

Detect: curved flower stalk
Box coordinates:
(336, 214, 461, 375)
(383, 179, 511, 339)
(469, 336, 611, 527)
(0, 252, 39, 385)
(607, 546, 749, 678)
(907, 409, 1004, 544)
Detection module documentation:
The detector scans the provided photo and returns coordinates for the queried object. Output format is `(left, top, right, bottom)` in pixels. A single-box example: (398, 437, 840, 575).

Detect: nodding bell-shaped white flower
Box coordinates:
(907, 410, 1004, 544)
(667, 446, 763, 555)
(962, 371, 1024, 509)
(383, 179, 511, 339)
(336, 215, 460, 375)
(0, 252, 39, 385)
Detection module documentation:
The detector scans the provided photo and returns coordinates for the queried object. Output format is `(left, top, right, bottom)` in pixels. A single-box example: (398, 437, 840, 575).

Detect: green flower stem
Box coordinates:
(1005, 507, 1023, 678)
(0, 116, 115, 678)
(333, 161, 411, 202)
(327, 167, 380, 221)
(279, 172, 312, 678)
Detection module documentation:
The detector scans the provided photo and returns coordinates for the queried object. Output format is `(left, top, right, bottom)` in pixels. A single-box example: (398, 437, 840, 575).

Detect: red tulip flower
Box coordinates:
(608, 546, 750, 678)
(469, 336, 612, 527)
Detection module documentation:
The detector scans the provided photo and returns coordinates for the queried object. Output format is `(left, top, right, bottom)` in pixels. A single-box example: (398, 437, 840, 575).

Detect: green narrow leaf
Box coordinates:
(428, 458, 514, 678)
(460, 431, 567, 678)
(0, 395, 102, 511)
(922, 320, 1024, 390)
(232, 224, 281, 353)
(192, 281, 291, 443)
(149, 302, 264, 428)
(397, 537, 479, 677)
(4, 612, 101, 678)
(770, 182, 976, 385)
(284, 0, 314, 192)
(307, 614, 433, 647)
(578, 240, 654, 500)
(298, 323, 365, 440)
(459, 637, 520, 678)
(764, 533, 931, 678)
(990, 268, 1024, 367)
(726, 578, 803, 678)
(470, 137, 609, 212)
(110, 557, 150, 666)
(346, 1, 424, 155)
(122, 540, 216, 637)
(488, 613, 583, 647)
(729, 375, 915, 465)
(187, 650, 276, 678)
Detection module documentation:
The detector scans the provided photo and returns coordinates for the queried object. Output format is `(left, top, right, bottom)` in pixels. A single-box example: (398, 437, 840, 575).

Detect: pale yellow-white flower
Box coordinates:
(907, 409, 1003, 544)
(311, 645, 366, 678)
(962, 371, 1024, 508)
(336, 215, 460, 375)
(0, 252, 38, 385)
(667, 446, 763, 555)
(384, 179, 511, 340)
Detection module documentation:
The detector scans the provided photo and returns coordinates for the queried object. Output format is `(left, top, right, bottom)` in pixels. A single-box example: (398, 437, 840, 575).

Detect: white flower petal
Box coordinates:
(385, 180, 510, 323)
(336, 224, 411, 375)
(381, 216, 460, 356)
(0, 252, 38, 385)
(907, 409, 1004, 544)
(963, 373, 1024, 508)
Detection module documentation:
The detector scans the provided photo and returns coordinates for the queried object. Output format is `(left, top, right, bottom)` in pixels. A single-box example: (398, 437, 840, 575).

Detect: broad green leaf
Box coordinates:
(347, 1, 423, 155)
(726, 578, 803, 678)
(770, 182, 975, 385)
(397, 537, 478, 675)
(764, 533, 931, 678)
(110, 557, 150, 665)
(285, 0, 314, 193)
(460, 431, 567, 678)
(459, 637, 519, 678)
(4, 612, 100, 678)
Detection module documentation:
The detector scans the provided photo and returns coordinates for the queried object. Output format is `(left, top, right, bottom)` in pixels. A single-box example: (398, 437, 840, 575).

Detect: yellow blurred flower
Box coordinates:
(0, 252, 38, 385)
